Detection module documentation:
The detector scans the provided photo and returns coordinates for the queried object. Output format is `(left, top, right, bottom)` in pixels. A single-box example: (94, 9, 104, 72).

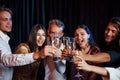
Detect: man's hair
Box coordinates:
(0, 6, 13, 15)
(48, 19, 65, 31)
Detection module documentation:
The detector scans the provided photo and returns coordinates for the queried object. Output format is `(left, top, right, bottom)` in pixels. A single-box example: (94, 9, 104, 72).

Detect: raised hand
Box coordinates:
(75, 55, 91, 71)
(33, 45, 62, 60)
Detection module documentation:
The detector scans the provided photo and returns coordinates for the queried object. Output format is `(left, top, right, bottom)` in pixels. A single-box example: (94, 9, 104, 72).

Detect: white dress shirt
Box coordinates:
(105, 67, 120, 80)
(44, 57, 66, 80)
(0, 31, 35, 80)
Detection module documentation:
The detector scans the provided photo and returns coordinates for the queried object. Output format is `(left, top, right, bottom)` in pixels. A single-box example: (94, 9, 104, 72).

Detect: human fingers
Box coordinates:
(44, 45, 62, 57)
(62, 49, 69, 57)
(52, 48, 62, 57)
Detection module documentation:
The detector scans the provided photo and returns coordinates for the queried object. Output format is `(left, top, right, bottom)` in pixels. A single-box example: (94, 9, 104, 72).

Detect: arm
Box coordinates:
(76, 56, 120, 80)
(0, 45, 61, 66)
(81, 64, 108, 76)
(84, 52, 111, 63)
(107, 51, 120, 63)
(75, 56, 109, 77)
(0, 42, 35, 66)
(0, 52, 36, 66)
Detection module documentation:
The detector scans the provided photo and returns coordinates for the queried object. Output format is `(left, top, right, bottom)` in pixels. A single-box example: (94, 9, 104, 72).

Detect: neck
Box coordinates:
(81, 44, 90, 54)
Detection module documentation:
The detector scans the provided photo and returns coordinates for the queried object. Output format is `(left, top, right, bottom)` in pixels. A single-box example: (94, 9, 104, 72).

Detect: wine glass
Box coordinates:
(53, 38, 62, 61)
(62, 36, 71, 60)
(67, 37, 76, 61)
(62, 37, 83, 78)
(52, 37, 62, 49)
(62, 36, 70, 49)
(47, 33, 63, 61)
(73, 53, 83, 79)
(62, 37, 76, 61)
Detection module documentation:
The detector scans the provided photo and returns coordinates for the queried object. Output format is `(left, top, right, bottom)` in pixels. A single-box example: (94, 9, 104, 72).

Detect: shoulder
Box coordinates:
(14, 43, 30, 54)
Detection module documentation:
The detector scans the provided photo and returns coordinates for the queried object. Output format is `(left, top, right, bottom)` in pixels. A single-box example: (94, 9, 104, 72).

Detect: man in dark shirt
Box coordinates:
(83, 17, 120, 68)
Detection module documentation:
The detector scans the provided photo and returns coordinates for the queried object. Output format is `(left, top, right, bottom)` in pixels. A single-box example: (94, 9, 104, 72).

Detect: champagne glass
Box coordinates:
(62, 37, 83, 79)
(68, 37, 76, 61)
(62, 36, 71, 60)
(73, 54, 83, 79)
(69, 37, 76, 50)
(49, 33, 62, 61)
(52, 37, 62, 49)
(62, 36, 70, 49)
(62, 37, 76, 61)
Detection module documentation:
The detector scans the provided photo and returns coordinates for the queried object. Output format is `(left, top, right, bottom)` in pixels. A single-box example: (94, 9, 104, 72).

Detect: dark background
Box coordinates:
(0, 0, 120, 52)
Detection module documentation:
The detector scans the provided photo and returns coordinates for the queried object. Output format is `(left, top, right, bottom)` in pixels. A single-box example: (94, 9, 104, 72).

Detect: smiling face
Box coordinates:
(36, 29, 46, 47)
(0, 11, 12, 34)
(104, 23, 119, 43)
(48, 24, 64, 38)
(74, 28, 90, 48)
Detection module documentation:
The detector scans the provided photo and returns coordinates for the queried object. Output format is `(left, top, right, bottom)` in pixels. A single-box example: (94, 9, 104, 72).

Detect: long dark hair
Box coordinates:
(108, 17, 120, 41)
(74, 24, 96, 49)
(109, 17, 120, 50)
(100, 17, 120, 51)
(28, 24, 47, 52)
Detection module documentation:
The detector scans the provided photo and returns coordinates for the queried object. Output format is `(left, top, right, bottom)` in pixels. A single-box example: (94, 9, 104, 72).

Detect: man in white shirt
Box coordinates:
(0, 7, 61, 80)
(37, 19, 68, 80)
(45, 19, 66, 80)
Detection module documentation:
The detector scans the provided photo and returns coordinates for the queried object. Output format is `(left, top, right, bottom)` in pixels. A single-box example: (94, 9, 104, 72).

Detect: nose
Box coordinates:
(53, 33, 61, 38)
(77, 34, 82, 39)
(38, 35, 42, 40)
(106, 31, 112, 36)
(54, 33, 59, 37)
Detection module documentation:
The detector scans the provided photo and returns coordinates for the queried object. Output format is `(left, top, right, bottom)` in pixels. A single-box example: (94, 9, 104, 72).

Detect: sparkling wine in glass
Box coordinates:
(73, 54, 83, 79)
(50, 34, 62, 61)
(62, 36, 70, 49)
(67, 37, 76, 61)
(62, 37, 71, 60)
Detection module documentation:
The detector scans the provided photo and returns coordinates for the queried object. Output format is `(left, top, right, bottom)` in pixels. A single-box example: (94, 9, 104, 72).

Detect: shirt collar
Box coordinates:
(0, 30, 10, 43)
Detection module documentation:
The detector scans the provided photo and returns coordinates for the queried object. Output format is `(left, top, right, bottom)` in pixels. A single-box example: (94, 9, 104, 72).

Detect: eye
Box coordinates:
(112, 30, 117, 34)
(37, 33, 41, 36)
(0, 18, 12, 21)
(42, 33, 46, 36)
(74, 33, 78, 37)
(81, 33, 85, 35)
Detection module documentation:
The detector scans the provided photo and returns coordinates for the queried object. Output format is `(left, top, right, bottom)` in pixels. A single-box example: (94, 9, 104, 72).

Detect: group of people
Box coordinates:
(0, 6, 120, 80)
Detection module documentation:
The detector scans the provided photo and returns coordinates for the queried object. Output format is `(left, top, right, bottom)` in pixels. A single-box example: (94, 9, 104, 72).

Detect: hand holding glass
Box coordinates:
(73, 53, 83, 78)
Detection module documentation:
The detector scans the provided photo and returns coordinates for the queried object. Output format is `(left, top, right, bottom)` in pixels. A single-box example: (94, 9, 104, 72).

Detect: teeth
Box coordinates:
(78, 40, 83, 43)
